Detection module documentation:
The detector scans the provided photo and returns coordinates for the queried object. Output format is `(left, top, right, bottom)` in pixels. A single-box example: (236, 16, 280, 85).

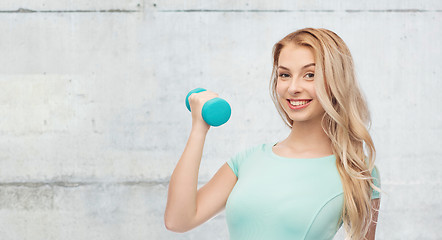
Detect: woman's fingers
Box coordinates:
(188, 91, 219, 129)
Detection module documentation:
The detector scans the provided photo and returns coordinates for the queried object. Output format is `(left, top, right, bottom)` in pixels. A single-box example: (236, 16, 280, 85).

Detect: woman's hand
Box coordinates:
(187, 90, 219, 132)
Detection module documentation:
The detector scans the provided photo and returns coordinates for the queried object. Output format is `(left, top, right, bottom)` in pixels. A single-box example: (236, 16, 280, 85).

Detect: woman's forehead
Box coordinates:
(278, 45, 315, 70)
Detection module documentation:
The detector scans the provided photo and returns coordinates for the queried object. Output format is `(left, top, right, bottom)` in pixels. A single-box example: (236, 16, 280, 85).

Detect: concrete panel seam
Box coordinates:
(157, 9, 442, 13)
(0, 8, 139, 13)
(0, 179, 220, 188)
(0, 180, 171, 188)
(159, 9, 334, 13)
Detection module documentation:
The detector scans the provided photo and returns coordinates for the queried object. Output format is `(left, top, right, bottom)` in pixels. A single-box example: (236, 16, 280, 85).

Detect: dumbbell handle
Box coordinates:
(185, 88, 231, 127)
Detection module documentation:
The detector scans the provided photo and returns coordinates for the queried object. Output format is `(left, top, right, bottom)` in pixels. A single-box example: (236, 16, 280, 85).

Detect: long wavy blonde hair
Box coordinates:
(270, 28, 380, 239)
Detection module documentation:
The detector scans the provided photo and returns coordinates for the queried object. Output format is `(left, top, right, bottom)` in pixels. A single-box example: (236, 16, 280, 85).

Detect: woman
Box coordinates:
(164, 28, 381, 240)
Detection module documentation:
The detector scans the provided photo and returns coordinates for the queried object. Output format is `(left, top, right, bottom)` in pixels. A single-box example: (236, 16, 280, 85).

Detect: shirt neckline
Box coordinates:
(266, 142, 336, 161)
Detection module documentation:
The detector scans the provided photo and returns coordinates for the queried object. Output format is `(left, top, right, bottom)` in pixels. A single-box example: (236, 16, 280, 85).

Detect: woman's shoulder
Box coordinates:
(227, 143, 271, 177)
(228, 142, 274, 164)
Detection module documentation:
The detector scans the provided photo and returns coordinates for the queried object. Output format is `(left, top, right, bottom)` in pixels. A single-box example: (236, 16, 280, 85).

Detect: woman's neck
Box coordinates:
(279, 119, 333, 157)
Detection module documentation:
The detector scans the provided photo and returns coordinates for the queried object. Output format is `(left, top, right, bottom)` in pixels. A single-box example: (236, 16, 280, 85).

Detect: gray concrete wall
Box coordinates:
(0, 1, 441, 239)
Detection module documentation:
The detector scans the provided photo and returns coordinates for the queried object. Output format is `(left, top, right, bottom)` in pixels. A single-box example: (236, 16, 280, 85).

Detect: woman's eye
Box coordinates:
(304, 73, 315, 79)
(279, 73, 290, 78)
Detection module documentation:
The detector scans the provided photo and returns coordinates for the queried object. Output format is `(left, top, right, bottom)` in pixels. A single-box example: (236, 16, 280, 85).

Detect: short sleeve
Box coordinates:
(227, 154, 240, 177)
(371, 166, 381, 199)
(227, 144, 262, 178)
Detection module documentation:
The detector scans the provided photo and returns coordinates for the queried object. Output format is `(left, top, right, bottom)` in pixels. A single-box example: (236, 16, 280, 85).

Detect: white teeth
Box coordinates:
(290, 100, 310, 106)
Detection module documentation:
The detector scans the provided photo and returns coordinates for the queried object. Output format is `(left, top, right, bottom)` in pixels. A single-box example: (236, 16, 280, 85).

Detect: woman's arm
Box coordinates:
(364, 198, 380, 240)
(164, 91, 237, 232)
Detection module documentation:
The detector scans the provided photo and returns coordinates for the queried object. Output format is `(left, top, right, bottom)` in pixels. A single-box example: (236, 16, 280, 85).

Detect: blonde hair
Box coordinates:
(270, 28, 380, 239)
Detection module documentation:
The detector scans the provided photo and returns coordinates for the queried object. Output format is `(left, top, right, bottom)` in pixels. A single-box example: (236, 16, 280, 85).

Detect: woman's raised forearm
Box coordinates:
(164, 124, 209, 232)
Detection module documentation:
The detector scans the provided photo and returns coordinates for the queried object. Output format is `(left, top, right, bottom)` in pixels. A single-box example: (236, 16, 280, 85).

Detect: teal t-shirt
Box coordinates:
(226, 143, 380, 240)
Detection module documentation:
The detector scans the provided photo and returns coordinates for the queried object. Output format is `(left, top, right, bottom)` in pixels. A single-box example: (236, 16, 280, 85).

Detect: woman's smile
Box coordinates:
(287, 99, 312, 110)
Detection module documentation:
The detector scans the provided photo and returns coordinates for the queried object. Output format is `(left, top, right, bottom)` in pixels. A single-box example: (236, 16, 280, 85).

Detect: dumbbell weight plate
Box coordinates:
(201, 98, 231, 127)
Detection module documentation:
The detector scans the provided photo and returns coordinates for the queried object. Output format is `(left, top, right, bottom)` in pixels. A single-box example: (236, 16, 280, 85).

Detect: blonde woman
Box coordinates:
(165, 28, 381, 240)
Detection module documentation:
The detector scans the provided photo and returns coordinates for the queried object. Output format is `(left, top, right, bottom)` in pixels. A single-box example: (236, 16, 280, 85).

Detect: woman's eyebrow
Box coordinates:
(278, 63, 315, 71)
(302, 63, 315, 69)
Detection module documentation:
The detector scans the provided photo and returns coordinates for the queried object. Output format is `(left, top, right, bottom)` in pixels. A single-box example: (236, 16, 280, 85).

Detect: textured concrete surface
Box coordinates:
(0, 1, 441, 239)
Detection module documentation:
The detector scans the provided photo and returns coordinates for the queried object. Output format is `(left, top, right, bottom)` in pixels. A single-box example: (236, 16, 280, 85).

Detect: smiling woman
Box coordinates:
(269, 28, 381, 239)
(165, 28, 381, 240)
(275, 45, 324, 123)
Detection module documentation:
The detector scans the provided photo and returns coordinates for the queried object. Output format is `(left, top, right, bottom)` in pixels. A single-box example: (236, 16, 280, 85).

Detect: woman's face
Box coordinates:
(276, 44, 325, 125)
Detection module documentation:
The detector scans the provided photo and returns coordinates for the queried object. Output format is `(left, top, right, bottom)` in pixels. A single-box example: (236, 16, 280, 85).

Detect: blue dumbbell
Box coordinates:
(185, 88, 231, 127)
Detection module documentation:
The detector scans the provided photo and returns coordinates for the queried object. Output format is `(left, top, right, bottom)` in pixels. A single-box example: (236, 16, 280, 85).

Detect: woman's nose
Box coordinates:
(288, 78, 303, 94)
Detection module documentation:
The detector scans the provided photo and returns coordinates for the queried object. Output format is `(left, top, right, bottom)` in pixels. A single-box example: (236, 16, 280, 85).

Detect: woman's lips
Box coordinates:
(287, 99, 312, 110)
